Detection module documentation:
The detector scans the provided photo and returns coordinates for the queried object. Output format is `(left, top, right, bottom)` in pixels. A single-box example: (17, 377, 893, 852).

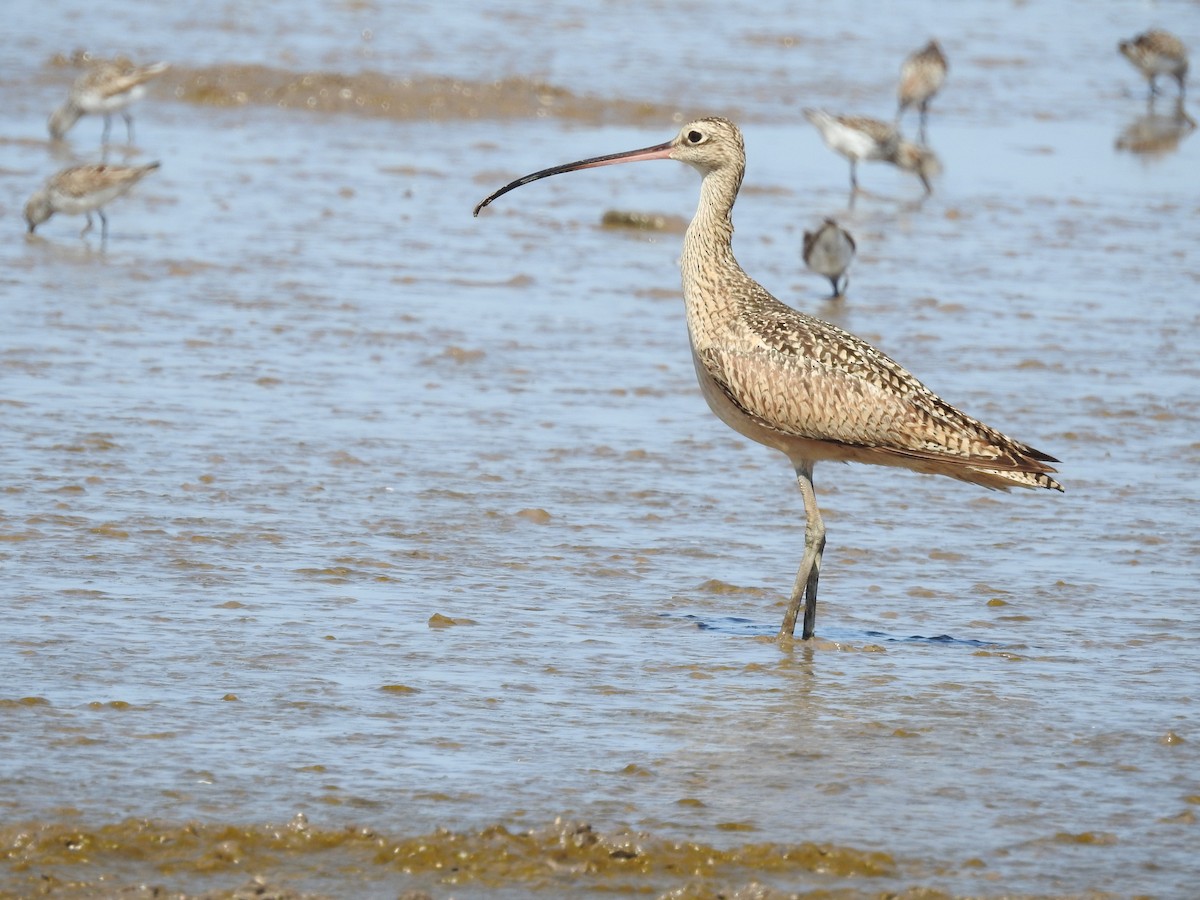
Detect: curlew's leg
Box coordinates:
(101, 114, 113, 145)
(80, 213, 94, 237)
(918, 102, 929, 143)
(98, 209, 109, 243)
(779, 461, 825, 640)
(123, 111, 135, 144)
(849, 160, 859, 193)
(828, 275, 841, 299)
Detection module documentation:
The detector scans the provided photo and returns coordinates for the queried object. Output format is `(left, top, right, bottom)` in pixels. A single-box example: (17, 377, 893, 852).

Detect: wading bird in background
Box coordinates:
(802, 218, 856, 299)
(25, 162, 160, 241)
(896, 39, 948, 142)
(804, 108, 940, 200)
(473, 117, 1062, 640)
(48, 59, 170, 144)
(1119, 30, 1188, 102)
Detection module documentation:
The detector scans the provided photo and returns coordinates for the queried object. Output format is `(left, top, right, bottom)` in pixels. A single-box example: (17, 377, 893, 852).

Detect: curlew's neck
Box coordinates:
(679, 163, 749, 342)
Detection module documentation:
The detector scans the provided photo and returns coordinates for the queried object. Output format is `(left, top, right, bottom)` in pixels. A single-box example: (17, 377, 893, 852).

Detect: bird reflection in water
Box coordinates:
(1115, 98, 1196, 158)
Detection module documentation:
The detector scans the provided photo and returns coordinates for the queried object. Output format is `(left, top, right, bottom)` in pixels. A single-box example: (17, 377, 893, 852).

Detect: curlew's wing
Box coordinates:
(695, 309, 1059, 481)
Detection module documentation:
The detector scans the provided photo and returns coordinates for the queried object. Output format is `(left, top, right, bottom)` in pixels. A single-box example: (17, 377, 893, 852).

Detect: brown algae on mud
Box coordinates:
(48, 54, 688, 125)
(601, 210, 689, 233)
(0, 816, 897, 896)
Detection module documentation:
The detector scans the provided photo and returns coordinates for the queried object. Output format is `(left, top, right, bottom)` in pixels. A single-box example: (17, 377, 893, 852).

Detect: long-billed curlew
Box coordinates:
(25, 162, 160, 241)
(804, 109, 940, 198)
(802, 218, 856, 299)
(896, 39, 948, 142)
(473, 117, 1062, 640)
(48, 59, 170, 144)
(1118, 30, 1189, 101)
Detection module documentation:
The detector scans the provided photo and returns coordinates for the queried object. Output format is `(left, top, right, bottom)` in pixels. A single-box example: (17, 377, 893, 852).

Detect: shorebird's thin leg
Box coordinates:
(849, 160, 859, 193)
(80, 213, 94, 237)
(828, 276, 841, 299)
(123, 112, 135, 144)
(779, 461, 825, 640)
(98, 209, 109, 242)
(1173, 97, 1196, 126)
(918, 103, 929, 143)
(101, 114, 113, 145)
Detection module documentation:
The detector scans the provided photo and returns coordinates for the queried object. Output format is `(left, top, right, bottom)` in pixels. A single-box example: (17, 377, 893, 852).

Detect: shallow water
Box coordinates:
(2, 2, 1199, 898)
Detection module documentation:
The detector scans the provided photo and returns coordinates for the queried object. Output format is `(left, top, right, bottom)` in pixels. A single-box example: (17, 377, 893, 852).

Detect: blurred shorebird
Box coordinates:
(1118, 30, 1188, 101)
(473, 117, 1061, 640)
(25, 162, 160, 241)
(804, 108, 940, 199)
(896, 39, 948, 141)
(802, 218, 856, 299)
(48, 59, 170, 144)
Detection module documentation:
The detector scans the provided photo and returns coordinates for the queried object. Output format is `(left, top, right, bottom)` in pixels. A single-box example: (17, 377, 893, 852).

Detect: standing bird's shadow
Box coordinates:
(663, 613, 1002, 649)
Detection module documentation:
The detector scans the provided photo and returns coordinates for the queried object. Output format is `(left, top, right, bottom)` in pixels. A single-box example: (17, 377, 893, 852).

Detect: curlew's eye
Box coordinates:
(686, 130, 704, 144)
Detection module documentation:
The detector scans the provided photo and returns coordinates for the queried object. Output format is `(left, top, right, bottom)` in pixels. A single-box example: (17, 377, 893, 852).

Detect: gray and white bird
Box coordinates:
(48, 59, 170, 144)
(802, 218, 856, 299)
(25, 162, 161, 240)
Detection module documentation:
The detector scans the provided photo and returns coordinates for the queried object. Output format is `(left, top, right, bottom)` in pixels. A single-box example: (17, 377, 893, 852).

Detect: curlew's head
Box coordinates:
(473, 117, 745, 216)
(664, 116, 746, 177)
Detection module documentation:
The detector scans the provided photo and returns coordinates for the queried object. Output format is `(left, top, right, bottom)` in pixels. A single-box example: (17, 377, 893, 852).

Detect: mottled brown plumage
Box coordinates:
(1119, 30, 1188, 100)
(896, 39, 948, 141)
(474, 117, 1061, 639)
(48, 59, 170, 143)
(25, 162, 161, 240)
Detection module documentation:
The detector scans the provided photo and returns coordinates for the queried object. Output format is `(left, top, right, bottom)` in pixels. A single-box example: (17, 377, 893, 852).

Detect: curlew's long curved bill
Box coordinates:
(473, 138, 676, 216)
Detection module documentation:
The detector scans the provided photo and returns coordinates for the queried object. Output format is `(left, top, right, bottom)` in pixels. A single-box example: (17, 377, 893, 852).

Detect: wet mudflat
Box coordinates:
(1, 2, 1198, 898)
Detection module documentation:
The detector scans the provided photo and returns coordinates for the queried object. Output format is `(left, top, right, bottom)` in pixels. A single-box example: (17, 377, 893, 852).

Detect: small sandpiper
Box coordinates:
(1118, 30, 1188, 101)
(896, 39, 948, 141)
(804, 109, 940, 197)
(802, 219, 856, 299)
(48, 59, 170, 144)
(25, 162, 161, 240)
